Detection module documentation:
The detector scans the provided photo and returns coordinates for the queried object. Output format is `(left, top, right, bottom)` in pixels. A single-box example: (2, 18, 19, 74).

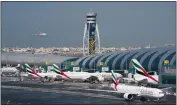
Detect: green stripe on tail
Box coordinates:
(111, 70, 118, 90)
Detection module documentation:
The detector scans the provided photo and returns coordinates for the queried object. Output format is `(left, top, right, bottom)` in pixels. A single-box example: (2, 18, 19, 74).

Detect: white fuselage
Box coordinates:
(28, 70, 122, 82)
(28, 72, 61, 78)
(60, 72, 122, 82)
(110, 83, 164, 98)
(133, 73, 159, 85)
(60, 72, 104, 81)
(100, 72, 122, 79)
(1, 67, 18, 73)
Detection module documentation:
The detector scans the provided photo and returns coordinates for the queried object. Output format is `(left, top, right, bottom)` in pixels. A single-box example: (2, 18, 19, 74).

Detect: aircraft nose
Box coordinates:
(159, 93, 165, 97)
(119, 74, 123, 77)
(161, 93, 164, 97)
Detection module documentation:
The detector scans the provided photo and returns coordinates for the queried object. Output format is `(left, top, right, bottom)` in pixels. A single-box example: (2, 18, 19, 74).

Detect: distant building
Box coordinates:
(1, 52, 78, 66)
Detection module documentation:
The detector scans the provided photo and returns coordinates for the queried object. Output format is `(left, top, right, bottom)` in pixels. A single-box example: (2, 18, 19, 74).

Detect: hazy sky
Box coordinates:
(2, 2, 176, 48)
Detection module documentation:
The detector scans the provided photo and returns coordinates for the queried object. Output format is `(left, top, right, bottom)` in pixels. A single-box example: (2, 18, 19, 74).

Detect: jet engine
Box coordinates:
(41, 76, 55, 82)
(86, 76, 99, 83)
(123, 93, 134, 101)
(97, 74, 104, 82)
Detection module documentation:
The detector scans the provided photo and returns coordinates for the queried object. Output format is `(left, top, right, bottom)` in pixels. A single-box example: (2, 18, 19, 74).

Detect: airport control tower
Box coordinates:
(83, 11, 101, 56)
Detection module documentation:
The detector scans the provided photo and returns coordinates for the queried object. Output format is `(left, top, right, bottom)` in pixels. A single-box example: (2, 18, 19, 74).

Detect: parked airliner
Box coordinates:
(1, 64, 21, 73)
(131, 59, 159, 85)
(24, 64, 70, 82)
(86, 70, 165, 102)
(52, 64, 122, 82)
(52, 64, 104, 83)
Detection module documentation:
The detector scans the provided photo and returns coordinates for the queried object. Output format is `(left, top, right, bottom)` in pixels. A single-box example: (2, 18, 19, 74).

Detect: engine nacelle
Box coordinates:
(97, 74, 104, 82)
(41, 76, 55, 82)
(123, 93, 133, 101)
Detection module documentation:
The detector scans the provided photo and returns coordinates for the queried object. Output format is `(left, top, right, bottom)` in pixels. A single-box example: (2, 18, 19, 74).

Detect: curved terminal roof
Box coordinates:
(2, 46, 176, 72)
(75, 46, 176, 71)
(1, 52, 79, 66)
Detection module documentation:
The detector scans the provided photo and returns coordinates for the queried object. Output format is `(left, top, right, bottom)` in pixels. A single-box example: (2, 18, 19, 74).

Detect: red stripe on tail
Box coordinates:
(59, 70, 71, 79)
(140, 67, 158, 83)
(31, 69, 41, 77)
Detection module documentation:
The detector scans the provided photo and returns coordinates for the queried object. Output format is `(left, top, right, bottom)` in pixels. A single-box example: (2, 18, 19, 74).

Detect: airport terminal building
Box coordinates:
(2, 46, 176, 71)
(1, 46, 176, 87)
(75, 46, 175, 70)
(74, 46, 176, 88)
(2, 46, 176, 72)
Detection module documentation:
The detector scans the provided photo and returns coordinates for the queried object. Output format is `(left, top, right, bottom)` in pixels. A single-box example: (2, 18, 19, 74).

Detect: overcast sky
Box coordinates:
(2, 2, 176, 48)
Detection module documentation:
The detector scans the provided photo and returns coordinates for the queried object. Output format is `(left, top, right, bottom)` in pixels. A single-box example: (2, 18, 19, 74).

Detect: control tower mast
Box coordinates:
(83, 11, 100, 56)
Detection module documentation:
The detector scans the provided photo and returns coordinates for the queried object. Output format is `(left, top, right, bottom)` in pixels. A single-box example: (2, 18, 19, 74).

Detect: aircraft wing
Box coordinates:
(85, 88, 118, 93)
(138, 78, 148, 83)
(85, 88, 139, 96)
(161, 87, 172, 90)
(160, 87, 174, 95)
(160, 87, 172, 92)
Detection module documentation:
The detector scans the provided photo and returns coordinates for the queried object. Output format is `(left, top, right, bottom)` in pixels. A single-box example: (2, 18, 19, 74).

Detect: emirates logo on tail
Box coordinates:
(52, 64, 71, 79)
(24, 64, 41, 77)
(111, 70, 119, 90)
(131, 59, 158, 83)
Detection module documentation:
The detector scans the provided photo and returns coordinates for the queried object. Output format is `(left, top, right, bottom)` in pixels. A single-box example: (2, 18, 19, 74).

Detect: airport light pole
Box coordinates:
(125, 49, 129, 78)
(4, 44, 8, 67)
(6, 51, 8, 67)
(126, 49, 128, 70)
(126, 55, 127, 70)
(32, 47, 35, 67)
(94, 60, 95, 72)
(159, 51, 162, 86)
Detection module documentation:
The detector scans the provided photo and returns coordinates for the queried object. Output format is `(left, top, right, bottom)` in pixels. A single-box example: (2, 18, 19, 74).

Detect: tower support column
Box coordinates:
(83, 12, 100, 56)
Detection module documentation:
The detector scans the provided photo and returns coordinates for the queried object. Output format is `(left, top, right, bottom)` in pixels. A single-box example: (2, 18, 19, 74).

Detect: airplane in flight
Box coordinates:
(32, 32, 48, 36)
(85, 70, 166, 102)
(131, 59, 159, 85)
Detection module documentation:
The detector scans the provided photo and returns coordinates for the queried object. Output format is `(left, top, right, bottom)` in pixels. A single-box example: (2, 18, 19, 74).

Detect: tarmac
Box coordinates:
(1, 77, 176, 105)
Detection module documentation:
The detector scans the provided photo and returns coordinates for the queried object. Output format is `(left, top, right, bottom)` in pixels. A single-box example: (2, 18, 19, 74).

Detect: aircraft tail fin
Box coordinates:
(131, 59, 158, 83)
(111, 70, 119, 90)
(52, 64, 71, 79)
(15, 64, 21, 71)
(24, 64, 41, 77)
(16, 64, 21, 68)
(132, 59, 146, 74)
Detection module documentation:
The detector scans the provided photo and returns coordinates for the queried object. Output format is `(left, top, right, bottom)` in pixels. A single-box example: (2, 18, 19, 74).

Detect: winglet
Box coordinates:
(111, 70, 119, 90)
(131, 59, 158, 83)
(52, 64, 71, 79)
